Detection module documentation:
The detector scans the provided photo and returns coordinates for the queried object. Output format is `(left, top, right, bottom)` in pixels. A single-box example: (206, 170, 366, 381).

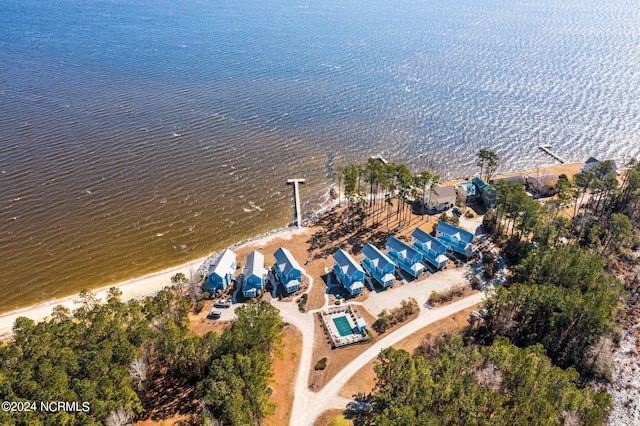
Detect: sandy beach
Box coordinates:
(0, 257, 205, 338)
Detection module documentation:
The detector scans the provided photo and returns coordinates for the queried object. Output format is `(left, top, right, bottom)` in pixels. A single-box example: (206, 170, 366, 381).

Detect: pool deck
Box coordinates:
(319, 305, 368, 348)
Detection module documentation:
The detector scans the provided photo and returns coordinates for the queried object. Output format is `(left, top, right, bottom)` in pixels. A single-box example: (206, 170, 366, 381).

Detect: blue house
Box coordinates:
(385, 236, 424, 278)
(204, 248, 236, 293)
(333, 249, 365, 295)
(361, 243, 396, 288)
(435, 222, 477, 258)
(411, 227, 448, 270)
(242, 250, 266, 298)
(274, 247, 303, 293)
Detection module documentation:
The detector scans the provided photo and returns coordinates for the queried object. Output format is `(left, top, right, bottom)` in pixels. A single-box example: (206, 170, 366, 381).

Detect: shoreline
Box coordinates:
(0, 162, 582, 338)
(0, 226, 305, 338)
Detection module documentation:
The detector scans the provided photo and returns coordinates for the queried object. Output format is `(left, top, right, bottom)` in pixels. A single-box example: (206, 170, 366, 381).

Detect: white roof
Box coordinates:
(435, 254, 448, 264)
(209, 248, 236, 276)
(382, 273, 395, 283)
(411, 262, 425, 273)
(356, 317, 367, 329)
(350, 281, 364, 291)
(243, 250, 266, 279)
(285, 279, 300, 290)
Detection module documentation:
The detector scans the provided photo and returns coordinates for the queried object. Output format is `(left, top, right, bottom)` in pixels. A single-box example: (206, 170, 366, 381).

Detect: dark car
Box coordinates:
(452, 207, 462, 216)
(207, 310, 222, 320)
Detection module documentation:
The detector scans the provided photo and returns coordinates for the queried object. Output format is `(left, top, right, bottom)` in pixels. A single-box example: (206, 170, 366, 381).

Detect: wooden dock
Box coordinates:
(538, 145, 566, 164)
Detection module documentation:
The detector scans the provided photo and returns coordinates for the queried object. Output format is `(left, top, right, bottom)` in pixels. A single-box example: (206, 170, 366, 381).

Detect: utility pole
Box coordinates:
(287, 178, 305, 229)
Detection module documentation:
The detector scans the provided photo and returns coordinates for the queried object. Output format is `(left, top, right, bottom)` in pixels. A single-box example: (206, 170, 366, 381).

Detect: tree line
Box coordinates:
(477, 158, 640, 380)
(354, 337, 609, 425)
(0, 289, 283, 426)
(332, 149, 502, 230)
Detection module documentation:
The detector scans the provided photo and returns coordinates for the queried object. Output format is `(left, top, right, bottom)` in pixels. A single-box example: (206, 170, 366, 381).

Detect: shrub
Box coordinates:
(296, 293, 308, 312)
(465, 210, 475, 218)
(428, 284, 467, 306)
(428, 291, 442, 305)
(374, 299, 419, 334)
(202, 291, 212, 300)
(470, 276, 482, 290)
(194, 300, 205, 314)
(314, 357, 328, 371)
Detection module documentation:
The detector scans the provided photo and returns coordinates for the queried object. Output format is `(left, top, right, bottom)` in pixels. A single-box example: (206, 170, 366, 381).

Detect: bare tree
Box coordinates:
(129, 357, 149, 391)
(105, 407, 133, 426)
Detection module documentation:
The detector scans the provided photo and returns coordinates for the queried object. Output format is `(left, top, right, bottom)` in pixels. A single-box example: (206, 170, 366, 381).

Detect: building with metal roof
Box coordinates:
(361, 243, 396, 288)
(435, 222, 477, 258)
(333, 249, 365, 296)
(242, 250, 266, 298)
(385, 236, 424, 278)
(204, 248, 236, 293)
(411, 227, 448, 270)
(274, 247, 302, 293)
(472, 177, 497, 208)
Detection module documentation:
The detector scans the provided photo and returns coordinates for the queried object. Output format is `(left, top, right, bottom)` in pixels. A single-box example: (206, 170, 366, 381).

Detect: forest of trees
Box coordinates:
(0, 289, 283, 426)
(356, 337, 610, 425)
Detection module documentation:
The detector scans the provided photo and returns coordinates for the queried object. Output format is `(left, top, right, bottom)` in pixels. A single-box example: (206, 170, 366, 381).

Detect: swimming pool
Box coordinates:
(457, 181, 477, 196)
(333, 316, 353, 337)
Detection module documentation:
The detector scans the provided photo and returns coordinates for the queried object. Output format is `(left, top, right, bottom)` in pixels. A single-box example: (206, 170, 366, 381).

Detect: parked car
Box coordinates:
(214, 299, 231, 308)
(207, 310, 222, 320)
(452, 207, 462, 216)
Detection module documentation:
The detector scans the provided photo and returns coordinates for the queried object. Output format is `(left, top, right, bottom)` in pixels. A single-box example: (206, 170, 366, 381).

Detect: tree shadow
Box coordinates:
(139, 373, 200, 423)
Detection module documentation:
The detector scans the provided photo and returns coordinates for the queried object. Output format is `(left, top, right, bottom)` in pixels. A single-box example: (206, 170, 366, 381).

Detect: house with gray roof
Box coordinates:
(333, 249, 365, 296)
(242, 250, 266, 298)
(361, 243, 396, 288)
(386, 236, 424, 278)
(274, 247, 303, 293)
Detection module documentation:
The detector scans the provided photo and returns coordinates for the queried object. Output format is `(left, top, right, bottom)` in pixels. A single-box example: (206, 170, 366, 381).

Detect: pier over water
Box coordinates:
(538, 145, 566, 164)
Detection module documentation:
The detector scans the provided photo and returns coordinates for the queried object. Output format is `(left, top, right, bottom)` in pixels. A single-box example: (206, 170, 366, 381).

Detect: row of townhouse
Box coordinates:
(332, 221, 477, 296)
